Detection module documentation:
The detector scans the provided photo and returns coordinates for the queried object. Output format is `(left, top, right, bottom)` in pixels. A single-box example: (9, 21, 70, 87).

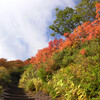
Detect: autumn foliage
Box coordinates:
(30, 38, 63, 69)
(0, 59, 25, 69)
(1, 3, 100, 99)
(30, 3, 100, 71)
(79, 48, 86, 56)
(96, 3, 100, 19)
(19, 3, 100, 100)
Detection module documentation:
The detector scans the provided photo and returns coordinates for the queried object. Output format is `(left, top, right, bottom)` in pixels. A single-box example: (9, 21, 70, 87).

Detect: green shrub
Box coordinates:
(44, 67, 86, 100)
(19, 38, 100, 99)
(61, 48, 79, 67)
(70, 62, 100, 99)
(0, 66, 11, 83)
(19, 66, 37, 88)
(18, 64, 33, 72)
(32, 78, 42, 91)
(50, 50, 65, 70)
(19, 66, 43, 92)
(25, 79, 35, 92)
(37, 67, 52, 82)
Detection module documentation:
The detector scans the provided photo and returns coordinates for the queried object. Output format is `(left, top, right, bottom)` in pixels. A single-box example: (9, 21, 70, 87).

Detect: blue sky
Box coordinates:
(0, 0, 76, 61)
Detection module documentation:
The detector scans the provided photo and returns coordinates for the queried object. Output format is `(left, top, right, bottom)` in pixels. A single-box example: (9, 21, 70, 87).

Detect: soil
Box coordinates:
(0, 83, 52, 100)
(0, 72, 53, 100)
(33, 91, 52, 100)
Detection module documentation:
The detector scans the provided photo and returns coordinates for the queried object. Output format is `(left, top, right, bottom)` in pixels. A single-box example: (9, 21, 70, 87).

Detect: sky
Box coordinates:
(0, 0, 76, 61)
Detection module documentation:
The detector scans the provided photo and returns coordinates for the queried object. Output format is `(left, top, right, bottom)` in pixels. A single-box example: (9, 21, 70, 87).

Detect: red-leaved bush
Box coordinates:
(30, 3, 100, 71)
(79, 49, 86, 56)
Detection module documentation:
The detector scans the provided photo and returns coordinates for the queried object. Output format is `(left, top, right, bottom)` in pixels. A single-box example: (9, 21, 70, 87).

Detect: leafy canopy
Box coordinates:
(49, 7, 82, 36)
(49, 0, 100, 36)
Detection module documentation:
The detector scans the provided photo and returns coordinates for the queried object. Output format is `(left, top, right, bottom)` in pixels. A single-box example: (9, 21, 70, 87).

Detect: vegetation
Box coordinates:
(0, 59, 29, 94)
(49, 0, 99, 36)
(19, 2, 100, 100)
(49, 7, 82, 36)
(75, 0, 100, 22)
(0, 1, 100, 100)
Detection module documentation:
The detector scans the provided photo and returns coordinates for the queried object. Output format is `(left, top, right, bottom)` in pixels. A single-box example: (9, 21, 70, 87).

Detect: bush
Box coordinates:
(25, 79, 35, 92)
(37, 67, 52, 82)
(44, 67, 86, 100)
(19, 66, 43, 92)
(70, 62, 100, 99)
(32, 78, 42, 91)
(0, 66, 11, 83)
(18, 64, 33, 72)
(19, 38, 100, 99)
(19, 66, 37, 87)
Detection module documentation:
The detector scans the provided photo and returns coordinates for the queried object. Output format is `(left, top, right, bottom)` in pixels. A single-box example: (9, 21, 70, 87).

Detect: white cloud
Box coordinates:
(0, 0, 75, 61)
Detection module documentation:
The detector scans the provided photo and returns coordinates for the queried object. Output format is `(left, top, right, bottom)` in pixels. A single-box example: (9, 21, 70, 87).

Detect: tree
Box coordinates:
(75, 0, 100, 22)
(0, 58, 7, 67)
(49, 0, 100, 36)
(49, 7, 82, 36)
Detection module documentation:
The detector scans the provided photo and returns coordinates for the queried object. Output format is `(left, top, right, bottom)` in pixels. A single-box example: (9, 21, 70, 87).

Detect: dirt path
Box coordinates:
(1, 83, 35, 100)
(0, 83, 52, 100)
(33, 91, 52, 100)
(0, 72, 52, 100)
